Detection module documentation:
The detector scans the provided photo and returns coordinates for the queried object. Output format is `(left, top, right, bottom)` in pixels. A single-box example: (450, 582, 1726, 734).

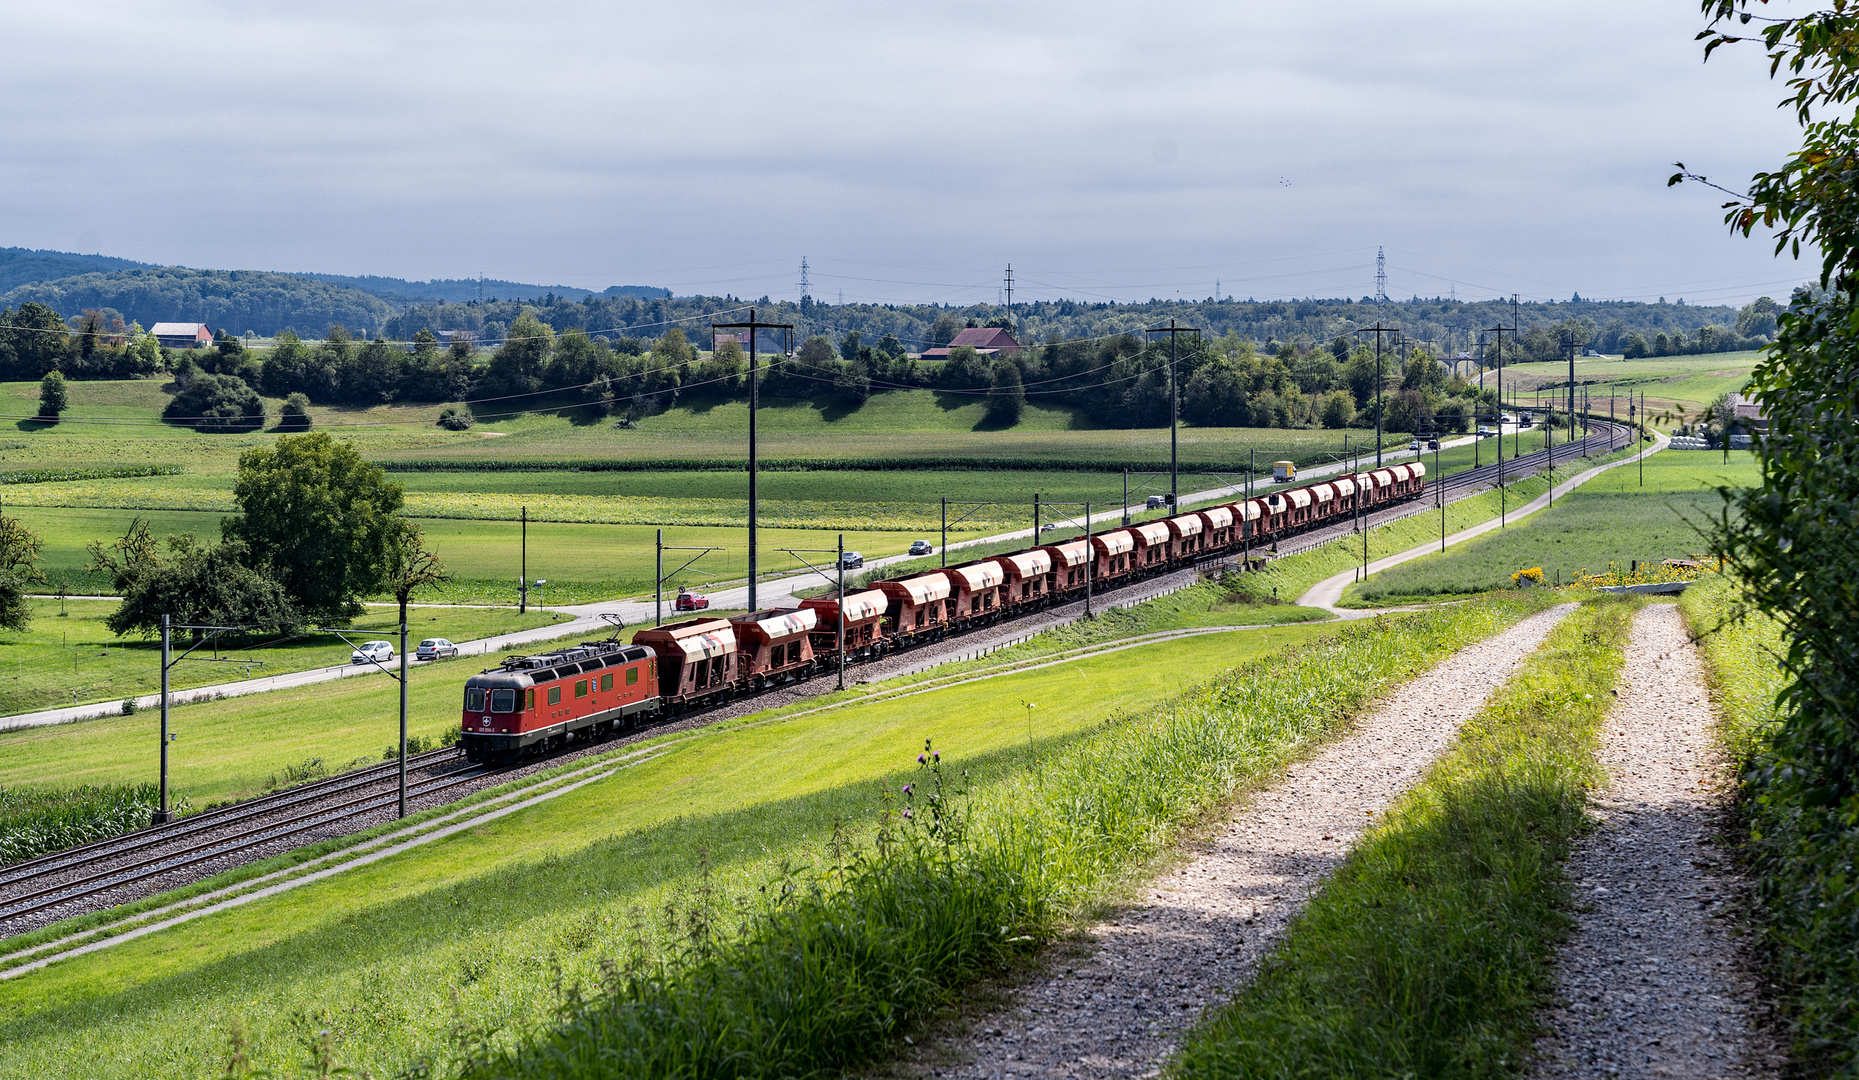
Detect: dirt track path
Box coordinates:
(891, 604, 1576, 1080)
(1530, 604, 1782, 1079)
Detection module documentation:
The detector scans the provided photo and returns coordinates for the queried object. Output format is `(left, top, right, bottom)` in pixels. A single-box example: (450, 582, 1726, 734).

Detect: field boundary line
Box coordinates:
(1299, 432, 1670, 616)
(0, 744, 679, 977)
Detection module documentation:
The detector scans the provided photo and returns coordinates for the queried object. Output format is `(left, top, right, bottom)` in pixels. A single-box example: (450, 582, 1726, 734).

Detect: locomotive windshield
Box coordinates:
(465, 687, 485, 712)
(490, 689, 518, 713)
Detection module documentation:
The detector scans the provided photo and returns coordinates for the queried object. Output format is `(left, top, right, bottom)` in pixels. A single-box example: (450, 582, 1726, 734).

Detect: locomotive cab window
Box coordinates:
(548, 686, 562, 705)
(490, 689, 517, 713)
(525, 688, 535, 710)
(465, 687, 485, 712)
(599, 673, 612, 692)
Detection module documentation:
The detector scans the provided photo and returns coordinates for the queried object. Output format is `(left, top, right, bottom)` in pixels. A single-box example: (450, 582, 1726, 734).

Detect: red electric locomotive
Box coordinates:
(461, 640, 658, 763)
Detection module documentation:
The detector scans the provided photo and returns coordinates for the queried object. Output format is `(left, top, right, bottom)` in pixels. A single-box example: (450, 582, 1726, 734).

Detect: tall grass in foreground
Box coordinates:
(0, 783, 158, 865)
(478, 594, 1554, 1080)
(1170, 598, 1633, 1080)
(1681, 578, 1859, 1072)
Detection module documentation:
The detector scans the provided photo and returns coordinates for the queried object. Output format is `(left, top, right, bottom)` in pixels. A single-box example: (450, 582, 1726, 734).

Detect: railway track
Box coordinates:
(0, 422, 1641, 934)
(0, 750, 501, 926)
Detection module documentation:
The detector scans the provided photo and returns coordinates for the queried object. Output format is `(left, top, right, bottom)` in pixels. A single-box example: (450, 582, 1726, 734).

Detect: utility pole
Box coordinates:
(711, 308, 794, 612)
(158, 614, 170, 824)
(1004, 264, 1013, 321)
(1487, 319, 1515, 528)
(1355, 322, 1399, 466)
(398, 615, 408, 818)
(1375, 246, 1388, 303)
(1145, 319, 1200, 507)
(518, 506, 527, 614)
(1033, 492, 1040, 538)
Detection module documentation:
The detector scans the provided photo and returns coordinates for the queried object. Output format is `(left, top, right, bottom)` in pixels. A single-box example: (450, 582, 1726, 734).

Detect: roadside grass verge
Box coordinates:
(1347, 452, 1757, 605)
(1680, 577, 1859, 1072)
(480, 594, 1555, 1080)
(1170, 597, 1633, 1080)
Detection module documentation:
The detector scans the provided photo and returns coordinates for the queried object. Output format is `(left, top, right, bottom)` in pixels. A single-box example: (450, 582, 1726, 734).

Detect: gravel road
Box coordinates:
(890, 603, 1577, 1080)
(1530, 604, 1782, 1079)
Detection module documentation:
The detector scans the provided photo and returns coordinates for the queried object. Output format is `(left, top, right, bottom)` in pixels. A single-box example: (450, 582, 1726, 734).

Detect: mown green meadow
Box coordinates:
(1344, 451, 1757, 604)
(1504, 350, 1759, 415)
(0, 620, 1335, 1079)
(0, 599, 567, 717)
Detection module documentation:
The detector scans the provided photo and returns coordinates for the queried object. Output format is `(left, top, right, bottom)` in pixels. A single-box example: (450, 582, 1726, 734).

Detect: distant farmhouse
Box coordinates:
(919, 326, 1022, 361)
(1729, 392, 1767, 431)
(712, 330, 750, 351)
(150, 322, 212, 349)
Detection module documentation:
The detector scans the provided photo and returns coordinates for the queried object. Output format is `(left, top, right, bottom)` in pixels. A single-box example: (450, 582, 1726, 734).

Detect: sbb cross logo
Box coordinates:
(480, 716, 492, 727)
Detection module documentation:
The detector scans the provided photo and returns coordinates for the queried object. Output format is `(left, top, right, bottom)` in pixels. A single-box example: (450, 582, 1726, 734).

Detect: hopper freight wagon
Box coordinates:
(462, 461, 1428, 762)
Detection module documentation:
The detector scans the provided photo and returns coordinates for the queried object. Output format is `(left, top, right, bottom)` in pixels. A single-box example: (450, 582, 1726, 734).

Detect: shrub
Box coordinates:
(163, 373, 265, 433)
(37, 370, 68, 421)
(436, 405, 474, 431)
(276, 392, 312, 432)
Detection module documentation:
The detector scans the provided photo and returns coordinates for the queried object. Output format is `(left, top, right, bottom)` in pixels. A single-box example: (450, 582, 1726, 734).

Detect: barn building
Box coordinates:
(918, 326, 1022, 361)
(150, 322, 213, 349)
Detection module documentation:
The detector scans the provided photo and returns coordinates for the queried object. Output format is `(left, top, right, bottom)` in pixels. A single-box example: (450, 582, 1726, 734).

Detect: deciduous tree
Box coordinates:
(222, 432, 405, 620)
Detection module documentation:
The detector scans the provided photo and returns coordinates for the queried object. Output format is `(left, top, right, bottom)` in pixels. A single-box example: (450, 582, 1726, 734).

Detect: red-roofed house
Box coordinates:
(150, 322, 213, 350)
(919, 326, 1021, 360)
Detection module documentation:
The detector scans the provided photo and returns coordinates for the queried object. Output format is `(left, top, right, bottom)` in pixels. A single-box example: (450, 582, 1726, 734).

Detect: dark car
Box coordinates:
(908, 540, 932, 556)
(839, 551, 864, 569)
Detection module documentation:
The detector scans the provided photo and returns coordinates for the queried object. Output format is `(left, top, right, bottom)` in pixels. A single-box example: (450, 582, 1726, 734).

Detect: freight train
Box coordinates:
(460, 461, 1428, 763)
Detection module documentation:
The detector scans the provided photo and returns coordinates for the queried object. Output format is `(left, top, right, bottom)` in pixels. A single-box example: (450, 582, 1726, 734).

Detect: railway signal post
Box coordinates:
(711, 309, 795, 613)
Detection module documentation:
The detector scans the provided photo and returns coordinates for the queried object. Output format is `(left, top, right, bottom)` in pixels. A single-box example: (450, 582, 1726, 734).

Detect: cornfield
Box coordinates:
(0, 783, 161, 865)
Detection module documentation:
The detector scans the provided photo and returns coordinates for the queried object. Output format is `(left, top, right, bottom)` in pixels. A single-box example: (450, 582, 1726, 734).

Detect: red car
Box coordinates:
(673, 588, 710, 612)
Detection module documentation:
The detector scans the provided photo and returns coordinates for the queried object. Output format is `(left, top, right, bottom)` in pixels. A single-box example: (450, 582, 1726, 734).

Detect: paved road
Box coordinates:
(1298, 431, 1669, 616)
(0, 434, 1483, 732)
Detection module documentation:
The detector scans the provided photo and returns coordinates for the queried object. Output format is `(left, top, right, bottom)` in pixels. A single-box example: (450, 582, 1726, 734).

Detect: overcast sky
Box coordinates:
(0, 1, 1815, 307)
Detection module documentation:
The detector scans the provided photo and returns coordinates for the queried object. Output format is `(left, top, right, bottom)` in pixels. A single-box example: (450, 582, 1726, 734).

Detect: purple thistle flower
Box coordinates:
(917, 753, 926, 764)
(902, 808, 913, 818)
(902, 784, 913, 795)
(933, 751, 940, 762)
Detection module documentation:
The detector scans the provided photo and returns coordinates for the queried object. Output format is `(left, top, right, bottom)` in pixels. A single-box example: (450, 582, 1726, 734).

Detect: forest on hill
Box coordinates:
(382, 291, 1771, 361)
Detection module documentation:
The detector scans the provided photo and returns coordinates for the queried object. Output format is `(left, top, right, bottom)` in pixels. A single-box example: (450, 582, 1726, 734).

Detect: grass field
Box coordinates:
(1504, 350, 1761, 416)
(2, 506, 945, 603)
(1344, 451, 1757, 604)
(0, 620, 1337, 1078)
(0, 600, 568, 717)
(0, 381, 1387, 470)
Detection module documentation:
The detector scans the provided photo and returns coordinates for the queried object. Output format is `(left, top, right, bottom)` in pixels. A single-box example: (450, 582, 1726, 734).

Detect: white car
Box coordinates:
(351, 640, 394, 665)
(416, 638, 458, 661)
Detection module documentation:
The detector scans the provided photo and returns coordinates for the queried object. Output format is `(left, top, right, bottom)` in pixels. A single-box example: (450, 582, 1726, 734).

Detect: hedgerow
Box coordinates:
(0, 465, 182, 485)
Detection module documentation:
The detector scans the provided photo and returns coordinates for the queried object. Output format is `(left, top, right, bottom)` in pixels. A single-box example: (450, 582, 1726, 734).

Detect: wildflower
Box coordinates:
(933, 751, 940, 762)
(902, 809, 913, 818)
(902, 784, 913, 795)
(917, 753, 926, 764)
